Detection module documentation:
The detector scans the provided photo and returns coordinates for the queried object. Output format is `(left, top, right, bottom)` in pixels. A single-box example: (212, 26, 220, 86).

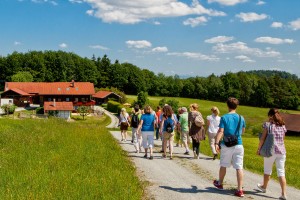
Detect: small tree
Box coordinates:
(1, 104, 17, 116)
(77, 106, 91, 120)
(137, 91, 149, 108)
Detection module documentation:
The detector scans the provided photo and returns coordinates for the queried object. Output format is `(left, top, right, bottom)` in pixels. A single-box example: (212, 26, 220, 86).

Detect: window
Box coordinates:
(66, 88, 70, 91)
(75, 98, 78, 102)
(66, 98, 70, 102)
(58, 98, 61, 102)
(48, 98, 51, 101)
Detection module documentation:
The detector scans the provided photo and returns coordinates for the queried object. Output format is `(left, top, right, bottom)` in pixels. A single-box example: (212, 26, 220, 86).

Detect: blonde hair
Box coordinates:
(189, 103, 199, 111)
(121, 108, 127, 114)
(211, 106, 220, 116)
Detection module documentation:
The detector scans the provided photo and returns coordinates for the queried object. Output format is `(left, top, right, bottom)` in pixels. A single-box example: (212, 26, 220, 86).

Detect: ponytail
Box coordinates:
(268, 108, 285, 126)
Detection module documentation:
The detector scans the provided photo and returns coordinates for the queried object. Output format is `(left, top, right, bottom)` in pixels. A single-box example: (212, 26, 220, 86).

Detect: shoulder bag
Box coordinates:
(259, 124, 274, 157)
(223, 115, 241, 147)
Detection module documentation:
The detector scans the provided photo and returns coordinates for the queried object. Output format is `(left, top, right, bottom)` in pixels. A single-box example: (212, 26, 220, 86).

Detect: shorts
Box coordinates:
(220, 144, 244, 169)
(181, 131, 191, 143)
(264, 152, 286, 177)
(163, 131, 175, 140)
(142, 131, 154, 148)
(120, 122, 129, 131)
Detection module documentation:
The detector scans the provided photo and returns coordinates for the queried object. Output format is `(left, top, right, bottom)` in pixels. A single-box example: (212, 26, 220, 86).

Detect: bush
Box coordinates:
(107, 101, 123, 114)
(1, 104, 17, 115)
(36, 107, 44, 114)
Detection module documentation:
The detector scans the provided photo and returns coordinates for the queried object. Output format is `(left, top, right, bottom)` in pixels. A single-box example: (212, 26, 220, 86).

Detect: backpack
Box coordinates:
(194, 113, 205, 127)
(165, 118, 174, 133)
(131, 113, 139, 128)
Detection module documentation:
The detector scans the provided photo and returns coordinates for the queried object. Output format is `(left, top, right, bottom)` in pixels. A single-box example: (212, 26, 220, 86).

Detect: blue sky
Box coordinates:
(1, 0, 300, 77)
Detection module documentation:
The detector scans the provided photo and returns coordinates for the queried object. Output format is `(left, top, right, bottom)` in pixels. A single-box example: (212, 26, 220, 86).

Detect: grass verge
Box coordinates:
(0, 116, 144, 199)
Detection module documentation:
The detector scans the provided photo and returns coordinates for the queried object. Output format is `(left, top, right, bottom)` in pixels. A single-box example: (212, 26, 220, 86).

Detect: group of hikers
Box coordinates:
(118, 97, 288, 199)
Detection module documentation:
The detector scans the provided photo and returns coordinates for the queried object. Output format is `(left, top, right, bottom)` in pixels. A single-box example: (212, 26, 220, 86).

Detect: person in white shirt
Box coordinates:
(206, 106, 221, 160)
(119, 108, 130, 142)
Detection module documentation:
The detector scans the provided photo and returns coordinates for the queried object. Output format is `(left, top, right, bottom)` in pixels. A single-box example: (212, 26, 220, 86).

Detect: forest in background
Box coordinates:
(0, 51, 299, 110)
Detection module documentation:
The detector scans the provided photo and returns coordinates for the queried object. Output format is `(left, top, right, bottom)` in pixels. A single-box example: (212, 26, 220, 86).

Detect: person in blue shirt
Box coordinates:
(213, 97, 246, 197)
(137, 105, 156, 160)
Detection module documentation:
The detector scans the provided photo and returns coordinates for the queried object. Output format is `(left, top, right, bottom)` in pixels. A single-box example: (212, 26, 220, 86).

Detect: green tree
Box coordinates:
(137, 91, 149, 108)
(11, 71, 33, 82)
(77, 106, 91, 120)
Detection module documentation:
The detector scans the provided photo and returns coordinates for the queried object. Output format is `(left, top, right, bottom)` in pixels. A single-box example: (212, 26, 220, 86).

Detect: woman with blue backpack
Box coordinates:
(160, 105, 176, 160)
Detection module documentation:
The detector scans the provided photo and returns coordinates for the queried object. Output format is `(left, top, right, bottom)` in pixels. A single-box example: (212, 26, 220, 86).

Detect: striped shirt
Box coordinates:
(263, 122, 287, 154)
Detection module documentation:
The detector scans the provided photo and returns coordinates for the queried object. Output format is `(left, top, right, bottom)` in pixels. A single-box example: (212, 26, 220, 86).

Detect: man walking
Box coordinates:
(213, 97, 246, 197)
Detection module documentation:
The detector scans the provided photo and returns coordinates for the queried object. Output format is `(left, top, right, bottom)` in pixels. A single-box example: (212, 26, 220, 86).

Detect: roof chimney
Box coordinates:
(53, 98, 56, 107)
(71, 80, 75, 87)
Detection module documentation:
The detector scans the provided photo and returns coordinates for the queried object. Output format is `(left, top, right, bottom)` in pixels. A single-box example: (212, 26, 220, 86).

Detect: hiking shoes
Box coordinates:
(184, 151, 190, 155)
(213, 180, 223, 190)
(257, 183, 266, 193)
(234, 190, 244, 197)
(213, 154, 218, 160)
(149, 156, 153, 160)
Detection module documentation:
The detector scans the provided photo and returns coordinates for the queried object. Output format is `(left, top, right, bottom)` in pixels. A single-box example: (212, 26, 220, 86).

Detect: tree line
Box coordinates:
(0, 51, 299, 110)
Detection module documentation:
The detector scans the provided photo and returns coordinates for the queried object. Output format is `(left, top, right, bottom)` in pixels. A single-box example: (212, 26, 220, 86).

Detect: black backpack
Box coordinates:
(131, 113, 139, 128)
(165, 118, 174, 133)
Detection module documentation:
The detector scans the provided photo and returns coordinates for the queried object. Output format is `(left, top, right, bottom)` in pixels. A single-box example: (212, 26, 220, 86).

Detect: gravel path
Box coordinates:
(110, 131, 300, 200)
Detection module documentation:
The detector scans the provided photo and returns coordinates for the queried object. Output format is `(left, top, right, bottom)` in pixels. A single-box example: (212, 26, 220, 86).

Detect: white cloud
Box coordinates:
(89, 45, 109, 50)
(208, 0, 247, 6)
(271, 22, 283, 28)
(213, 42, 281, 57)
(14, 41, 22, 46)
(59, 43, 68, 48)
(86, 10, 94, 16)
(236, 12, 268, 22)
(126, 40, 152, 49)
(69, 0, 83, 3)
(167, 52, 219, 61)
(256, 0, 265, 5)
(84, 0, 226, 24)
(183, 16, 208, 27)
(254, 37, 294, 44)
(152, 46, 168, 52)
(204, 36, 234, 43)
(153, 21, 161, 25)
(298, 52, 300, 57)
(288, 18, 300, 31)
(31, 0, 57, 6)
(235, 55, 255, 62)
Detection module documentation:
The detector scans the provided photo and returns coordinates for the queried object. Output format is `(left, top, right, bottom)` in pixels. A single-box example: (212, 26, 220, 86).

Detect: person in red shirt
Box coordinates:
(155, 106, 162, 140)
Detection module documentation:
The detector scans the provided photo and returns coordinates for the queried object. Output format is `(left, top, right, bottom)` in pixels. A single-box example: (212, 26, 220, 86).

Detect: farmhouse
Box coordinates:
(281, 113, 300, 135)
(93, 91, 121, 105)
(1, 81, 95, 107)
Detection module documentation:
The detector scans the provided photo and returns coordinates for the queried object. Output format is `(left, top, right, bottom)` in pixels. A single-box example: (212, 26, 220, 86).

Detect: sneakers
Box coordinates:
(234, 190, 244, 197)
(279, 195, 287, 200)
(149, 156, 153, 160)
(184, 151, 190, 155)
(193, 151, 197, 159)
(257, 183, 266, 193)
(213, 180, 223, 190)
(213, 154, 218, 160)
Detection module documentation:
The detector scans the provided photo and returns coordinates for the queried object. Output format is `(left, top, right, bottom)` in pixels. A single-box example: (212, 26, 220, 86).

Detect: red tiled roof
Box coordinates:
(5, 82, 95, 95)
(2, 88, 31, 96)
(44, 101, 74, 111)
(93, 91, 118, 98)
(281, 113, 300, 132)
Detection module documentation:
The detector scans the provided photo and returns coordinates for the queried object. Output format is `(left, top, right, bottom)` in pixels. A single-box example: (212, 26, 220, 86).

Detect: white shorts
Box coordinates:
(220, 144, 244, 169)
(264, 152, 286, 177)
(142, 131, 154, 149)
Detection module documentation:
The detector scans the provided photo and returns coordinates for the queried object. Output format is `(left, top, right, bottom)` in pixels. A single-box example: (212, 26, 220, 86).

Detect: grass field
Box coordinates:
(0, 116, 144, 199)
(127, 95, 300, 189)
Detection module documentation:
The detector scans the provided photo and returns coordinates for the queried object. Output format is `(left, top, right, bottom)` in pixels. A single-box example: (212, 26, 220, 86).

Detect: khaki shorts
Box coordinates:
(163, 131, 175, 140)
(181, 131, 191, 143)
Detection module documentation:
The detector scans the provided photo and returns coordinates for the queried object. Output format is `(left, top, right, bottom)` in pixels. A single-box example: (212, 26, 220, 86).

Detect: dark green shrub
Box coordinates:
(36, 107, 44, 114)
(107, 101, 122, 114)
(1, 104, 17, 114)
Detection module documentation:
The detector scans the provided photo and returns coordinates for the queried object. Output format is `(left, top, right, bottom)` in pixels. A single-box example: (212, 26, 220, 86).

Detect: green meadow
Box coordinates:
(0, 116, 143, 199)
(127, 95, 300, 189)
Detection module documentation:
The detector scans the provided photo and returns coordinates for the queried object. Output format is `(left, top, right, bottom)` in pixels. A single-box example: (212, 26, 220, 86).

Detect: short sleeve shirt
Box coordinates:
(207, 114, 221, 133)
(219, 113, 246, 145)
(179, 112, 189, 132)
(263, 122, 286, 154)
(141, 113, 155, 132)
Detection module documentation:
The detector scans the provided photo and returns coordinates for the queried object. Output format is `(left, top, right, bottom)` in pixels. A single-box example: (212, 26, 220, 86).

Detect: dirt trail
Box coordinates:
(110, 131, 300, 200)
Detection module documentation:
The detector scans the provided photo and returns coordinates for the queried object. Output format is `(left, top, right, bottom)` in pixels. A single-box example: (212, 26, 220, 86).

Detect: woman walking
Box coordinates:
(207, 106, 221, 160)
(137, 105, 156, 160)
(119, 108, 130, 142)
(257, 108, 287, 200)
(160, 105, 176, 159)
(188, 103, 204, 159)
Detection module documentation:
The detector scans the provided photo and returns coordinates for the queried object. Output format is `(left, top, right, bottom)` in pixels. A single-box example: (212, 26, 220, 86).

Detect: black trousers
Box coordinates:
(192, 138, 200, 155)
